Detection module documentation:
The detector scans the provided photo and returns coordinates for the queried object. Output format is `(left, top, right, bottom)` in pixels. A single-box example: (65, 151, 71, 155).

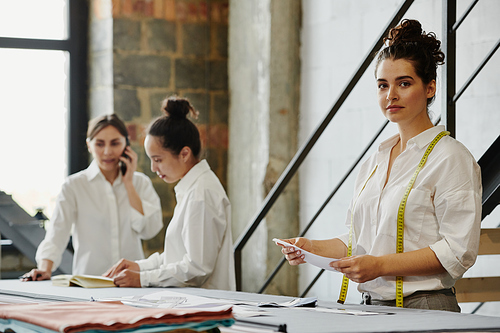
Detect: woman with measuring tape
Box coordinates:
(277, 19, 482, 311)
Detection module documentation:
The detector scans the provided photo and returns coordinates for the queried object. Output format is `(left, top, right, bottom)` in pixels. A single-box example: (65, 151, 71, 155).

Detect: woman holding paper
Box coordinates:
(104, 96, 236, 291)
(278, 19, 481, 311)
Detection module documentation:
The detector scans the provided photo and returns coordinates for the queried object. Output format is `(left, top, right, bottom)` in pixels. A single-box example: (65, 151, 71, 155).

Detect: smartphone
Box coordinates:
(120, 137, 131, 175)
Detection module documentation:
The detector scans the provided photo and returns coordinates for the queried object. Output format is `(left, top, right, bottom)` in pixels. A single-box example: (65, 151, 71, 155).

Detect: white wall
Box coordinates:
(299, 0, 500, 315)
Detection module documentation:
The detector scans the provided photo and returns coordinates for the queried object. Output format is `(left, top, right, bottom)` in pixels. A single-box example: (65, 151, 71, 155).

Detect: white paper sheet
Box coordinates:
(273, 238, 340, 272)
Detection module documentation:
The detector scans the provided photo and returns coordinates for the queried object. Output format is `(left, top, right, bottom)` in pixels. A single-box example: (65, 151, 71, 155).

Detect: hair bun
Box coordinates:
(386, 19, 423, 46)
(161, 96, 199, 120)
(162, 97, 190, 119)
(385, 19, 445, 66)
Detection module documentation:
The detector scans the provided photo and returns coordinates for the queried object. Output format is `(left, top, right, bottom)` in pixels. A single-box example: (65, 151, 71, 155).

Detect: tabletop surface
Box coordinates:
(1, 279, 500, 333)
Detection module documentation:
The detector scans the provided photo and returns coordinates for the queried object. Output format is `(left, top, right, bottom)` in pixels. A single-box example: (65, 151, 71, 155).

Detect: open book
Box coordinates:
(51, 274, 116, 288)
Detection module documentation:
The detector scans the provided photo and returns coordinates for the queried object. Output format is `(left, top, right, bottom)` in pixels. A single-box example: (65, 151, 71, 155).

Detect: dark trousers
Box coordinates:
(362, 288, 461, 312)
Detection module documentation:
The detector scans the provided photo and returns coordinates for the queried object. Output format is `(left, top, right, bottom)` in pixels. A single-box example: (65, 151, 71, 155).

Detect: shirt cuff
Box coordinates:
(35, 241, 62, 272)
(140, 270, 156, 287)
(137, 252, 161, 271)
(430, 239, 467, 280)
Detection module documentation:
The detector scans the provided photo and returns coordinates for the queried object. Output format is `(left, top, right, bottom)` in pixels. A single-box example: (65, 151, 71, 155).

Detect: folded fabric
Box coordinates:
(0, 318, 234, 333)
(0, 301, 233, 333)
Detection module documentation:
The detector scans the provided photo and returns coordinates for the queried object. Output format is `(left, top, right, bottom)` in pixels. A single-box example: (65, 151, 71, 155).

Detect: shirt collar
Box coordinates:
(409, 125, 446, 149)
(379, 132, 401, 152)
(174, 159, 210, 197)
(85, 160, 103, 181)
(85, 160, 123, 184)
(378, 125, 446, 152)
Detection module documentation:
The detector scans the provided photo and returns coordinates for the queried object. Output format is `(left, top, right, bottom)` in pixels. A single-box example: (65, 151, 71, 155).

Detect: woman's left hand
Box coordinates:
(113, 269, 141, 288)
(330, 255, 383, 283)
(120, 146, 138, 184)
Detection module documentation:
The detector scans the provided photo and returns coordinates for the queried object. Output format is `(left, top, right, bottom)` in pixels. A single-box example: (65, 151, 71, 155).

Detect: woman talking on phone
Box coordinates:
(104, 96, 236, 291)
(278, 19, 481, 311)
(21, 114, 163, 281)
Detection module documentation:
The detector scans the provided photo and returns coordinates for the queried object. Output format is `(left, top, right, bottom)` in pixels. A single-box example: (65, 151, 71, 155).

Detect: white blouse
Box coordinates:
(36, 161, 163, 275)
(338, 125, 482, 300)
(137, 159, 236, 291)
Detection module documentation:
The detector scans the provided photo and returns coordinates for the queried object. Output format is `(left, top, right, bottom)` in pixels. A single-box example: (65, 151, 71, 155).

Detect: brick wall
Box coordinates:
(103, 0, 230, 256)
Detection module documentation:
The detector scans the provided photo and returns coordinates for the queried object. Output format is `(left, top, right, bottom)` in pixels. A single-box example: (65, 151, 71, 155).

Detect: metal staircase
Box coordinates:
(0, 191, 73, 277)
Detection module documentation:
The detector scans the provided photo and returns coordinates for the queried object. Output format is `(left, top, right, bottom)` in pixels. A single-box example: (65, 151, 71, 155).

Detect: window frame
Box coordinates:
(0, 0, 89, 175)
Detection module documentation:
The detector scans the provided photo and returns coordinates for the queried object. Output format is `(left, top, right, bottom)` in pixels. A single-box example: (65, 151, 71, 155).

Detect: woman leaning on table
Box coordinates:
(104, 96, 236, 291)
(277, 19, 482, 311)
(22, 114, 163, 281)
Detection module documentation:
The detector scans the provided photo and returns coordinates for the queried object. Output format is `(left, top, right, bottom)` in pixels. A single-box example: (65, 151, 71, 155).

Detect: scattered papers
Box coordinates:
(273, 238, 340, 272)
(310, 307, 392, 316)
(258, 297, 317, 308)
(123, 290, 231, 310)
(51, 275, 115, 288)
(98, 290, 268, 319)
(103, 295, 188, 308)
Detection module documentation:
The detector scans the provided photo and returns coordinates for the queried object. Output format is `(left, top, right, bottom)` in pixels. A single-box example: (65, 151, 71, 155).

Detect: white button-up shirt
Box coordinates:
(137, 160, 236, 291)
(36, 161, 163, 275)
(338, 125, 482, 300)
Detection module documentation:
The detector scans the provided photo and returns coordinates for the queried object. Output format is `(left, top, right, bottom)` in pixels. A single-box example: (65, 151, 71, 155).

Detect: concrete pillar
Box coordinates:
(228, 0, 271, 292)
(229, 0, 300, 295)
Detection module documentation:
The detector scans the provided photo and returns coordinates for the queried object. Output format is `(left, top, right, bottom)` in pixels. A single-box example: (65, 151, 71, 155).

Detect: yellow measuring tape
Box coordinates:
(337, 131, 449, 306)
(337, 165, 377, 304)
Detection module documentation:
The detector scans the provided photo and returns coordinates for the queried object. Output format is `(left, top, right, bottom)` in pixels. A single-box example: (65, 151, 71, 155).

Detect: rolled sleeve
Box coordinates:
(430, 239, 466, 279)
(430, 156, 482, 279)
(337, 233, 350, 248)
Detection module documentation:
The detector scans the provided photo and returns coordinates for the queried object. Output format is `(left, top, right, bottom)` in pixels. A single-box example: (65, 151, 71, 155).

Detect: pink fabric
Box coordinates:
(0, 301, 233, 333)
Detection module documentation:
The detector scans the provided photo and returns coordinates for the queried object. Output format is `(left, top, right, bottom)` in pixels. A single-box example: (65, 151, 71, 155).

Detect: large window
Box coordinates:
(0, 0, 68, 40)
(0, 0, 88, 219)
(0, 48, 68, 217)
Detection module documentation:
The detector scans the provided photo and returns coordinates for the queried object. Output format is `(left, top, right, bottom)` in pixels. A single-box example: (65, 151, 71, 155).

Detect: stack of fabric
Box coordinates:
(0, 301, 234, 332)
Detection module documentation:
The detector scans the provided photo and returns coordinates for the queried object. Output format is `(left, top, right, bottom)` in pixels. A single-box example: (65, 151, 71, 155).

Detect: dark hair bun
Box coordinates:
(386, 19, 445, 65)
(161, 96, 198, 120)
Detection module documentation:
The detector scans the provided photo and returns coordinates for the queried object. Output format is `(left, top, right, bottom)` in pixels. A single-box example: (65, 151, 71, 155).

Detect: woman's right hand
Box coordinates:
(103, 258, 139, 278)
(20, 268, 51, 281)
(277, 237, 313, 266)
